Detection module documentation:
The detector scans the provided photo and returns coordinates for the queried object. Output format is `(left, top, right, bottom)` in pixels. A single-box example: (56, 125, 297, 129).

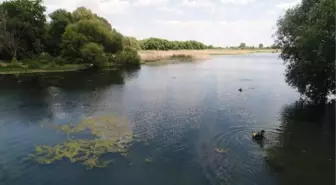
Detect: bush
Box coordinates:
(114, 48, 140, 67)
(80, 42, 108, 68)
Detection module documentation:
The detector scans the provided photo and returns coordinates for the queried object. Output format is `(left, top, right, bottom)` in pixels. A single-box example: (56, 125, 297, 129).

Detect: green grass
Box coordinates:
(0, 63, 87, 74)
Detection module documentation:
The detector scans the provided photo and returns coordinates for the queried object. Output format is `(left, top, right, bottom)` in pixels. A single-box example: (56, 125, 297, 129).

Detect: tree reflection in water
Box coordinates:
(265, 100, 335, 185)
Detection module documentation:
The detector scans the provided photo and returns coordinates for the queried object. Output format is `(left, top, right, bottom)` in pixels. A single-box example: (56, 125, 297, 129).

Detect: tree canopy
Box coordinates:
(0, 0, 139, 68)
(61, 19, 123, 63)
(0, 0, 46, 60)
(275, 0, 335, 103)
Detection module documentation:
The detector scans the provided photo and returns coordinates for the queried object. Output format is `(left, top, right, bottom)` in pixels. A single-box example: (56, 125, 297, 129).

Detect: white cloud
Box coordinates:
(220, 0, 256, 5)
(133, 0, 168, 6)
(44, 0, 131, 14)
(179, 0, 215, 7)
(12, 0, 281, 46)
(276, 0, 301, 9)
(152, 19, 275, 46)
(267, 10, 277, 15)
(158, 6, 184, 14)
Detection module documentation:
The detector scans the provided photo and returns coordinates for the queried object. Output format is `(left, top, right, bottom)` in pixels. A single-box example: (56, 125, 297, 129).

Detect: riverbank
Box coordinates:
(0, 63, 88, 74)
(139, 49, 279, 63)
(0, 49, 278, 74)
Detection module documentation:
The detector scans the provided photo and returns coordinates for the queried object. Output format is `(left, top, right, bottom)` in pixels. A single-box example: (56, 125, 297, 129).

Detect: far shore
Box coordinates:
(0, 49, 279, 74)
(139, 49, 279, 63)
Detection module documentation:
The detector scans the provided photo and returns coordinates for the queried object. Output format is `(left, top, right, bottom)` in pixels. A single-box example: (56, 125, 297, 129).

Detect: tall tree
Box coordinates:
(0, 10, 23, 62)
(0, 0, 46, 59)
(47, 9, 73, 56)
(72, 7, 112, 30)
(275, 0, 335, 103)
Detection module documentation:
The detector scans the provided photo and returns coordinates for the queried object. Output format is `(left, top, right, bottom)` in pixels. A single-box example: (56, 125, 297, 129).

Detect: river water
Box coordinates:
(0, 53, 334, 185)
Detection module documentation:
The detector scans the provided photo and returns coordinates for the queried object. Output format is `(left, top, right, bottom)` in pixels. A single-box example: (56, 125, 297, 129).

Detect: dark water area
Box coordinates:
(0, 53, 334, 185)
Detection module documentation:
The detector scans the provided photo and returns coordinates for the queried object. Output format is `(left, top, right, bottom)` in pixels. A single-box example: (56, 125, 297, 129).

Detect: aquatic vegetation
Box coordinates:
(145, 158, 153, 164)
(214, 148, 229, 154)
(29, 116, 133, 169)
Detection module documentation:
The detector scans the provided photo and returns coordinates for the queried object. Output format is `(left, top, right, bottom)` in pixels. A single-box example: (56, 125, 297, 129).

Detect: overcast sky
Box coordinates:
(27, 0, 301, 46)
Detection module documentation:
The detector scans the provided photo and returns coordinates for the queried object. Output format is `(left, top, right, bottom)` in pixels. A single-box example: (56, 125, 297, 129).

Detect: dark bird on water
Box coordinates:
(252, 130, 265, 140)
(238, 88, 242, 92)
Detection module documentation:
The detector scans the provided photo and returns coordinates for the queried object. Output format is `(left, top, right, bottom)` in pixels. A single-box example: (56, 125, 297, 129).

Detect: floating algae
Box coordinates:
(145, 158, 153, 164)
(214, 148, 229, 154)
(29, 116, 133, 169)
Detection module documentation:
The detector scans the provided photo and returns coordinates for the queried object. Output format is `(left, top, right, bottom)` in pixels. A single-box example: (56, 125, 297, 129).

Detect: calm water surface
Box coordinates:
(0, 53, 334, 185)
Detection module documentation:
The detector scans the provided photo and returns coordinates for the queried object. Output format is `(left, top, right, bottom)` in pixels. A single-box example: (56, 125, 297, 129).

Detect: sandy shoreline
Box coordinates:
(139, 49, 279, 62)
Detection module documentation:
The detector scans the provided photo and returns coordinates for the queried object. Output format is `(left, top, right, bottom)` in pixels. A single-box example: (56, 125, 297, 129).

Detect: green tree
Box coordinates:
(61, 20, 123, 62)
(114, 48, 140, 67)
(123, 36, 140, 50)
(72, 7, 112, 30)
(80, 42, 108, 68)
(275, 0, 335, 103)
(47, 9, 73, 56)
(0, 10, 21, 62)
(258, 43, 263, 49)
(0, 0, 46, 60)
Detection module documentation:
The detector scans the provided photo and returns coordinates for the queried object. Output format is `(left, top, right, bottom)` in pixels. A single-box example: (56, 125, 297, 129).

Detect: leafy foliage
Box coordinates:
(139, 37, 212, 50)
(61, 20, 123, 63)
(80, 42, 108, 68)
(72, 7, 112, 30)
(46, 9, 73, 56)
(275, 0, 335, 102)
(124, 36, 141, 50)
(0, 0, 46, 60)
(114, 48, 141, 67)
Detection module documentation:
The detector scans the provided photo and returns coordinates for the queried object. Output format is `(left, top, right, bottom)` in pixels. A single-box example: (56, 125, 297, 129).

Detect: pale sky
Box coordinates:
(7, 0, 301, 47)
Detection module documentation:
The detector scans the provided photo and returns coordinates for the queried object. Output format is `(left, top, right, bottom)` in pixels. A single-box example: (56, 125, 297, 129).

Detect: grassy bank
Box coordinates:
(0, 49, 278, 74)
(0, 62, 88, 74)
(139, 49, 279, 63)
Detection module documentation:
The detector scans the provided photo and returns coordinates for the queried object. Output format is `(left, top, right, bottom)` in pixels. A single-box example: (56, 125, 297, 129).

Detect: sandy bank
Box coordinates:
(139, 49, 279, 63)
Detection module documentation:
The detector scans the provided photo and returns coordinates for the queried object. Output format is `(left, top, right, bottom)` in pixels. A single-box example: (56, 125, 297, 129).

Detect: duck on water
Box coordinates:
(252, 130, 265, 140)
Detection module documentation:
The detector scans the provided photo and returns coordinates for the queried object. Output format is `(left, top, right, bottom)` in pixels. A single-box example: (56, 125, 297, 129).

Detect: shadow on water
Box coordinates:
(0, 69, 140, 122)
(265, 100, 335, 185)
(0, 69, 140, 90)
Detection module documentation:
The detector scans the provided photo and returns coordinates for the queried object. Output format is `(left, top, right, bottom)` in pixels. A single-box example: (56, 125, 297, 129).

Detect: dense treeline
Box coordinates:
(138, 38, 215, 50)
(0, 0, 140, 69)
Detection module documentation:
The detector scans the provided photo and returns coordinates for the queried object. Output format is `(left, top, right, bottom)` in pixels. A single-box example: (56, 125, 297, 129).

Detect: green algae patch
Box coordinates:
(29, 116, 133, 169)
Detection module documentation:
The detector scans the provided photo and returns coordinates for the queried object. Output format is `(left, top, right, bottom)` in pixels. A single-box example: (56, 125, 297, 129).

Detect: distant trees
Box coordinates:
(238, 43, 246, 49)
(275, 0, 335, 103)
(139, 38, 213, 50)
(258, 43, 263, 49)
